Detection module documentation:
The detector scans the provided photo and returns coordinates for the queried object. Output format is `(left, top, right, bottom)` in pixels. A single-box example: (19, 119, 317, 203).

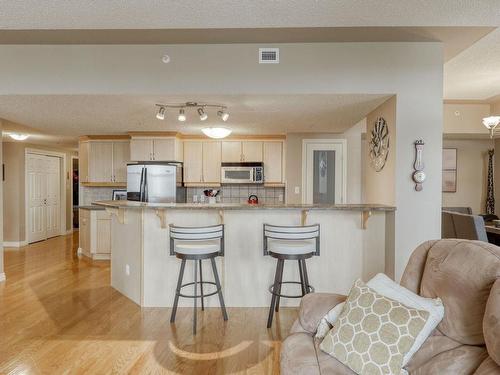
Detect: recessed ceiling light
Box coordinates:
(156, 106, 166, 120)
(178, 108, 186, 122)
(197, 108, 208, 121)
(9, 133, 29, 141)
(201, 127, 232, 139)
(217, 110, 229, 122)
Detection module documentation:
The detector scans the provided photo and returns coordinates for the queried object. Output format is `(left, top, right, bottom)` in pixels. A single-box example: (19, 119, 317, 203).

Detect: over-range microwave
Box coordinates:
(221, 162, 264, 184)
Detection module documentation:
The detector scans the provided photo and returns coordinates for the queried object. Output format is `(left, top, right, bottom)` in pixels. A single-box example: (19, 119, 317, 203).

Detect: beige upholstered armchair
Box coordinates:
(281, 239, 500, 374)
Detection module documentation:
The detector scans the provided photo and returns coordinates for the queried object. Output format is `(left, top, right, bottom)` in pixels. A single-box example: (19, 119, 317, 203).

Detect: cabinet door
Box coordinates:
(183, 141, 203, 183)
(112, 141, 130, 183)
(203, 141, 221, 183)
(242, 141, 263, 162)
(89, 142, 113, 182)
(263, 142, 283, 183)
(79, 142, 89, 183)
(79, 210, 91, 255)
(130, 139, 153, 161)
(153, 138, 176, 161)
(96, 216, 111, 254)
(221, 141, 242, 162)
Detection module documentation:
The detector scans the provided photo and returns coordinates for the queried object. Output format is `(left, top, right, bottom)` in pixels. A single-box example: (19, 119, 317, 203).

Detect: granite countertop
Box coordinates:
(93, 200, 395, 212)
(78, 205, 106, 211)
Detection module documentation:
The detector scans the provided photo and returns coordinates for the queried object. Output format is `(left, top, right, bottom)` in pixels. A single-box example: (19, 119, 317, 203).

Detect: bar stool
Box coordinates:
(169, 224, 228, 334)
(263, 223, 320, 328)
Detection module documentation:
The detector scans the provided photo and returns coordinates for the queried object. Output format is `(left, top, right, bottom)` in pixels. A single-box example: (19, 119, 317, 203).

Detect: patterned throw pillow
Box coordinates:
(320, 279, 429, 375)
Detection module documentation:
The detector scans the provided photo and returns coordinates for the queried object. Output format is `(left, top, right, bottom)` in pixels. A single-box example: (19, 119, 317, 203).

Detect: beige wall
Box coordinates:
(491, 100, 500, 115)
(0, 121, 4, 279)
(3, 142, 76, 243)
(442, 139, 493, 214)
(363, 96, 396, 206)
(444, 103, 491, 135)
(285, 119, 365, 204)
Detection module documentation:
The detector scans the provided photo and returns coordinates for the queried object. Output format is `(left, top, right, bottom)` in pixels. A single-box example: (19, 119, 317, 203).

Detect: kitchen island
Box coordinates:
(94, 201, 395, 307)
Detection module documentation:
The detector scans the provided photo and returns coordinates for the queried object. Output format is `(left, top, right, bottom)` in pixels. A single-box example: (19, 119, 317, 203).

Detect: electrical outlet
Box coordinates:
(125, 264, 130, 276)
(278, 194, 283, 202)
(294, 186, 300, 194)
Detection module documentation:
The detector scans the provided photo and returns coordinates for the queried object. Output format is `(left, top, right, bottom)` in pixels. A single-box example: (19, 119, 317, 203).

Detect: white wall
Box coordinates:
(0, 42, 443, 279)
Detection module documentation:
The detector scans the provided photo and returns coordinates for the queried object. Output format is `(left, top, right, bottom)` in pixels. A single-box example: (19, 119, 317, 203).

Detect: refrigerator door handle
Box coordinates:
(143, 167, 148, 202)
(139, 167, 146, 202)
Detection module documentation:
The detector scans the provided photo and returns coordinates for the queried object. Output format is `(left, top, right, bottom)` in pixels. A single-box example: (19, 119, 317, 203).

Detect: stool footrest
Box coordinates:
(178, 281, 221, 299)
(268, 281, 314, 299)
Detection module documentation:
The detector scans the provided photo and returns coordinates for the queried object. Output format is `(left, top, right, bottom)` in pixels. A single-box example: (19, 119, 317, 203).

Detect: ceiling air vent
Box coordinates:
(259, 48, 279, 64)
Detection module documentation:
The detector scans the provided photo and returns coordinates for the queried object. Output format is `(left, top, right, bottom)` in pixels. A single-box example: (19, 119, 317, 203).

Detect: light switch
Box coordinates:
(125, 264, 130, 276)
(278, 194, 283, 202)
(294, 186, 300, 194)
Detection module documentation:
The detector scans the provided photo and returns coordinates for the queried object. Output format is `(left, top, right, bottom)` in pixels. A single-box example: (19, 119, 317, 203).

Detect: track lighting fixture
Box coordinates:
(156, 106, 166, 120)
(154, 102, 229, 124)
(198, 107, 208, 121)
(178, 108, 186, 122)
(218, 110, 229, 122)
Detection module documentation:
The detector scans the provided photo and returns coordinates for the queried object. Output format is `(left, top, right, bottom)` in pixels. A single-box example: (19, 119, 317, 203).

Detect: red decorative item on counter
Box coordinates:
(248, 194, 259, 205)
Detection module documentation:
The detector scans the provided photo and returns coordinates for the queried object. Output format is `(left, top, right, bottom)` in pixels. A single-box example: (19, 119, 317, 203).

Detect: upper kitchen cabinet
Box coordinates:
(79, 138, 130, 186)
(221, 141, 241, 162)
(129, 135, 183, 162)
(183, 140, 221, 186)
(242, 141, 263, 162)
(221, 141, 263, 162)
(263, 141, 283, 184)
(112, 141, 130, 183)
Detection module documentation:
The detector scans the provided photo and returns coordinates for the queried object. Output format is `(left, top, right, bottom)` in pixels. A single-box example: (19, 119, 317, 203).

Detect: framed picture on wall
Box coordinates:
(442, 148, 457, 193)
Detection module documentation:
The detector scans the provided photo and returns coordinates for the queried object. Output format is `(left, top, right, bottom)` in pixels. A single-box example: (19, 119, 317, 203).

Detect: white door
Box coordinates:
(130, 139, 153, 161)
(221, 141, 242, 162)
(28, 154, 61, 243)
(112, 141, 130, 183)
(242, 141, 263, 162)
(263, 141, 283, 183)
(153, 138, 176, 161)
(303, 140, 345, 204)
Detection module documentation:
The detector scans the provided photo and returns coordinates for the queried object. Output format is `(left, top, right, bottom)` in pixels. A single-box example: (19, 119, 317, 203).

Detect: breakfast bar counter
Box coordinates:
(94, 201, 395, 307)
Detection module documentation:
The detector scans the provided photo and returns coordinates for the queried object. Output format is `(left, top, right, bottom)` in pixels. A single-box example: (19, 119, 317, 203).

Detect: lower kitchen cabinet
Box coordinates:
(79, 209, 112, 260)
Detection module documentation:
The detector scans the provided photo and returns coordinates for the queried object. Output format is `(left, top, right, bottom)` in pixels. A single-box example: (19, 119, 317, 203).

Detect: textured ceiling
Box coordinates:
(444, 28, 500, 100)
(0, 1, 498, 29)
(0, 94, 391, 144)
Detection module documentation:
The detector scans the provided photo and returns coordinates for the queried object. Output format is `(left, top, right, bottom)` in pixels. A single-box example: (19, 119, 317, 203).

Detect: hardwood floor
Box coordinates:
(0, 233, 297, 374)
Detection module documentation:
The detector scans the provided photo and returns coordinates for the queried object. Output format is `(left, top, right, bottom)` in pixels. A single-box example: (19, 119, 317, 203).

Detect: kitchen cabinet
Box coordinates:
(183, 141, 203, 183)
(242, 141, 263, 162)
(221, 141, 263, 162)
(80, 139, 130, 185)
(130, 138, 153, 162)
(183, 141, 221, 185)
(221, 141, 241, 162)
(263, 141, 283, 183)
(130, 137, 183, 162)
(112, 141, 130, 183)
(89, 142, 113, 182)
(202, 141, 221, 183)
(79, 209, 112, 260)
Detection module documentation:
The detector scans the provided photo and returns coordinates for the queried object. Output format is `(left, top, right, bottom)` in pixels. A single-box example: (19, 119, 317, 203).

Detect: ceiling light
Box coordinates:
(217, 110, 229, 122)
(156, 106, 166, 120)
(9, 133, 29, 141)
(178, 108, 186, 122)
(198, 108, 208, 121)
(201, 127, 232, 139)
(482, 116, 500, 138)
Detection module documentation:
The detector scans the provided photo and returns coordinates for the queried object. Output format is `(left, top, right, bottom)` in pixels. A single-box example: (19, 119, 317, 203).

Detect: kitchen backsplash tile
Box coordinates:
(82, 185, 285, 205)
(186, 185, 285, 204)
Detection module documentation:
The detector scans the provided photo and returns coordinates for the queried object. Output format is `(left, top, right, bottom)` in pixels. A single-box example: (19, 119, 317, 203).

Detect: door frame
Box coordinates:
(25, 149, 67, 243)
(301, 139, 347, 204)
(70, 155, 79, 231)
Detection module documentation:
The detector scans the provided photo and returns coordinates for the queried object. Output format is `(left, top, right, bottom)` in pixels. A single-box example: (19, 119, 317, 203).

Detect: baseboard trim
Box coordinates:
(65, 229, 74, 235)
(4, 241, 28, 248)
(0, 272, 6, 282)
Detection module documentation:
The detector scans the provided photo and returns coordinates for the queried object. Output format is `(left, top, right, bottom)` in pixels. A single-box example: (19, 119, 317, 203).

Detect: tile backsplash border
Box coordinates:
(81, 185, 285, 205)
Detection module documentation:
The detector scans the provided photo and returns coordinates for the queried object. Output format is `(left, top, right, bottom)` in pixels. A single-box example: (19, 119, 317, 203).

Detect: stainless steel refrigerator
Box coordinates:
(126, 162, 186, 203)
